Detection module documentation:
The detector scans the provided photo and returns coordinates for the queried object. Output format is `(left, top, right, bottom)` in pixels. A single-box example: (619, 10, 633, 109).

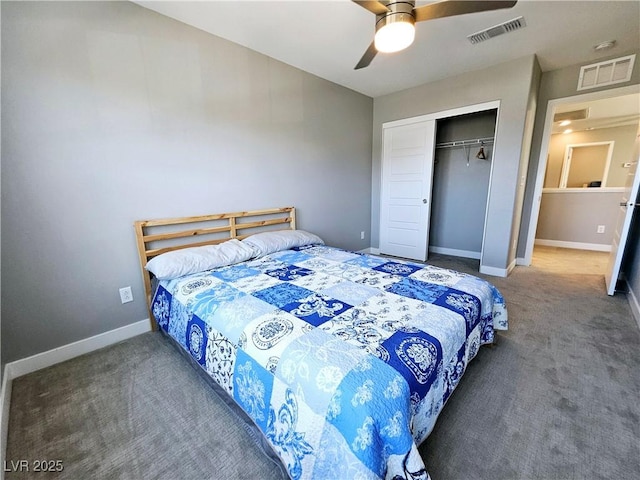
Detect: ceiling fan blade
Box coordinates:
(414, 0, 517, 23)
(355, 41, 378, 70)
(351, 0, 390, 15)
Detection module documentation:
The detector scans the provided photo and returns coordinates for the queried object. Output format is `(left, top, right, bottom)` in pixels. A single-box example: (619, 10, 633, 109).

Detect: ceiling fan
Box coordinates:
(352, 0, 517, 69)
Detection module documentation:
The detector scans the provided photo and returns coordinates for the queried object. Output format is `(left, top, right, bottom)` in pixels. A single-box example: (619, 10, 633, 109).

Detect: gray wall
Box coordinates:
(517, 49, 640, 259)
(372, 55, 540, 272)
(430, 110, 496, 254)
(507, 59, 542, 269)
(1, 1, 373, 363)
(536, 191, 621, 245)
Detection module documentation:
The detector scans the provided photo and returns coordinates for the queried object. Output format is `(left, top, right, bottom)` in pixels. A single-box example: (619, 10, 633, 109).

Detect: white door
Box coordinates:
(380, 120, 436, 261)
(605, 127, 640, 295)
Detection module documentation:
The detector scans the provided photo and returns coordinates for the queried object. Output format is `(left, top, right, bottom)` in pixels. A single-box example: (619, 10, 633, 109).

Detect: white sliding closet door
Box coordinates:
(380, 120, 436, 261)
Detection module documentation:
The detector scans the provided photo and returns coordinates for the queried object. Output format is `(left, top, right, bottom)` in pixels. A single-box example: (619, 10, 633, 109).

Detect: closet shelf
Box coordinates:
(435, 136, 494, 149)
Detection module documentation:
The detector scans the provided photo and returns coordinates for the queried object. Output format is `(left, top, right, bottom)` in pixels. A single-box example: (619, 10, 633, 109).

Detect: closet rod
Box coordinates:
(435, 136, 494, 149)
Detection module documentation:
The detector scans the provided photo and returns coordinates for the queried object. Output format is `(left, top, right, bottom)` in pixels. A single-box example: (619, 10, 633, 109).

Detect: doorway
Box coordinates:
(430, 109, 497, 260)
(523, 84, 640, 279)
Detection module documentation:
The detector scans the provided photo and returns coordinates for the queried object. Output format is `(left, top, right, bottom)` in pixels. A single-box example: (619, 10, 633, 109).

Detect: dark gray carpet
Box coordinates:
(6, 253, 640, 479)
(6, 332, 287, 480)
(420, 254, 640, 480)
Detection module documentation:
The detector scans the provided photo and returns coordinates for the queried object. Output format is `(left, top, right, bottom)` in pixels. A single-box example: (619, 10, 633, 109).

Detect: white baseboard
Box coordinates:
(0, 318, 151, 473)
(626, 282, 640, 331)
(516, 257, 530, 266)
(507, 258, 517, 275)
(479, 264, 509, 277)
(535, 239, 612, 252)
(428, 246, 481, 260)
(7, 319, 151, 379)
(479, 258, 516, 277)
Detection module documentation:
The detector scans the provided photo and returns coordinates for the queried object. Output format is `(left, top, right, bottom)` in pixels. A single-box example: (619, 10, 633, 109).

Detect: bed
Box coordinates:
(134, 207, 507, 480)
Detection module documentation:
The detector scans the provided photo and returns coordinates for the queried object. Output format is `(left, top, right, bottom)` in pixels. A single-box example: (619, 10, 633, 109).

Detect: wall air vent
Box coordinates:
(554, 109, 590, 123)
(577, 54, 636, 91)
(467, 16, 526, 45)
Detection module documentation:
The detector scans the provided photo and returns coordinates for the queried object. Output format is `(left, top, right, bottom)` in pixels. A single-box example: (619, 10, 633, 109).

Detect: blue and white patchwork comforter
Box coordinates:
(151, 245, 507, 480)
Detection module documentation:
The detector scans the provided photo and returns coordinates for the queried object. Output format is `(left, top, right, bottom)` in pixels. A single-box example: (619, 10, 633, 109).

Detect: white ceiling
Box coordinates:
(134, 0, 640, 98)
(551, 93, 640, 134)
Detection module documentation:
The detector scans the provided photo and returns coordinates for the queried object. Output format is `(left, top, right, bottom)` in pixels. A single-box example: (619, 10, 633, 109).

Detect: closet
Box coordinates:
(379, 102, 499, 266)
(430, 109, 497, 259)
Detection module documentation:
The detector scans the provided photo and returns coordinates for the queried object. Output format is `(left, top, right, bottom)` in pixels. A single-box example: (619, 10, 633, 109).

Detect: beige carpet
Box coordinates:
(531, 245, 609, 276)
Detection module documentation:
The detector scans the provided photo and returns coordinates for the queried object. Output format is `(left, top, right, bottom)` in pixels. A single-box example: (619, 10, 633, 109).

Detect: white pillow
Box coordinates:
(242, 230, 324, 257)
(146, 239, 256, 280)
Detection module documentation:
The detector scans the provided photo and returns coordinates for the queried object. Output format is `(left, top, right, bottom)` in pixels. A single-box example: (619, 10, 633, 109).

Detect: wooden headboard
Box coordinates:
(134, 207, 296, 329)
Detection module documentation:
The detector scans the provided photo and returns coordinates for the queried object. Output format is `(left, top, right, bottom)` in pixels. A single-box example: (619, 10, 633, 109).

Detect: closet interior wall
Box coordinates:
(431, 109, 498, 259)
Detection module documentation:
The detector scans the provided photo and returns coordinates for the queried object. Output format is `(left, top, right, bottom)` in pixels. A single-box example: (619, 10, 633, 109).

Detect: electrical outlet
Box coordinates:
(360, 231, 365, 240)
(119, 286, 133, 304)
(597, 225, 605, 234)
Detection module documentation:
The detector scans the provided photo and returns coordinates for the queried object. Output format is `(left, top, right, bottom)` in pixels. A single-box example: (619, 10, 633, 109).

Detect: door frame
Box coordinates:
(380, 100, 501, 269)
(522, 84, 640, 265)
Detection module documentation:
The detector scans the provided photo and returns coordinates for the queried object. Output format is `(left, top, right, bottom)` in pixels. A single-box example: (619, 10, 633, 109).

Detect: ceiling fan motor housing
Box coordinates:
(375, 1, 416, 33)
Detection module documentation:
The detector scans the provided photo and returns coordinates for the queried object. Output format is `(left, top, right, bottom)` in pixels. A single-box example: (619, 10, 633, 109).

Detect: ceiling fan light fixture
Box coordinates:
(374, 13, 415, 53)
(353, 0, 518, 69)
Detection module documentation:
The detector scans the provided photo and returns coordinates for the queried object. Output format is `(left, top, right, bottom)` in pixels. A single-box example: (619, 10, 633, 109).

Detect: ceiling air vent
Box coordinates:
(577, 54, 636, 91)
(467, 16, 526, 45)
(554, 109, 590, 123)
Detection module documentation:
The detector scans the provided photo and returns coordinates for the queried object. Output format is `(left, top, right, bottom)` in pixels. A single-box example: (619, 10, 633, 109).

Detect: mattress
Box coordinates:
(151, 244, 507, 479)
